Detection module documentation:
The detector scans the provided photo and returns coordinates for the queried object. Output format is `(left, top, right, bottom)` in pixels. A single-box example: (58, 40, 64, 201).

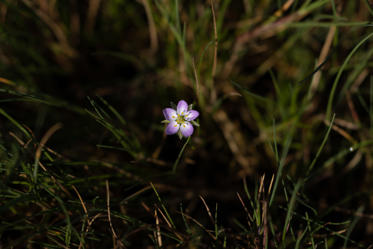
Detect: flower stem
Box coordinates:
(172, 136, 191, 173)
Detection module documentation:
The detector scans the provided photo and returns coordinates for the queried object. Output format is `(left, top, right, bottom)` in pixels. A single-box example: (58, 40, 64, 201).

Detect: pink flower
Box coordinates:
(162, 100, 199, 138)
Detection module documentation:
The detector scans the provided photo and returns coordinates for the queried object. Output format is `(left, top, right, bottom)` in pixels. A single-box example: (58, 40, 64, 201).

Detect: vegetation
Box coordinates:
(1, 0, 373, 248)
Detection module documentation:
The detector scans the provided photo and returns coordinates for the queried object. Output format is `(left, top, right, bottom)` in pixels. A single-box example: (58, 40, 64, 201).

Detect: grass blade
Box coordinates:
(282, 180, 302, 242)
(306, 113, 335, 176)
(326, 32, 373, 120)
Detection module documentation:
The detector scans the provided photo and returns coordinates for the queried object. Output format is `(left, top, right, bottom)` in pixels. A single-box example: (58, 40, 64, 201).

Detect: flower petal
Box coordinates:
(177, 100, 188, 115)
(185, 110, 199, 121)
(165, 121, 179, 135)
(180, 121, 194, 137)
(163, 108, 177, 121)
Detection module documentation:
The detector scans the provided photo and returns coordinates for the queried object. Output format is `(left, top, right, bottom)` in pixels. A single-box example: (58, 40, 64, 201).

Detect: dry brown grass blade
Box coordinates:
(85, 0, 101, 35)
(323, 113, 357, 144)
(273, 0, 295, 18)
(334, 118, 359, 130)
(176, 211, 216, 240)
(139, 0, 158, 54)
(210, 0, 218, 79)
(156, 206, 172, 229)
(267, 174, 275, 196)
(199, 195, 215, 226)
(35, 123, 63, 164)
(344, 150, 362, 171)
(324, 120, 358, 144)
(21, 0, 76, 70)
(213, 109, 252, 174)
(223, 7, 309, 77)
(106, 180, 125, 249)
(351, 69, 369, 92)
(154, 209, 163, 247)
(310, 25, 336, 96)
(258, 174, 265, 201)
(346, 91, 361, 124)
(72, 185, 88, 214)
(74, 184, 89, 249)
(0, 77, 14, 86)
(9, 131, 29, 148)
(262, 200, 268, 248)
(22, 0, 68, 46)
(0, 2, 7, 22)
(237, 192, 253, 222)
(69, 1, 80, 40)
(78, 213, 103, 249)
(156, 206, 184, 241)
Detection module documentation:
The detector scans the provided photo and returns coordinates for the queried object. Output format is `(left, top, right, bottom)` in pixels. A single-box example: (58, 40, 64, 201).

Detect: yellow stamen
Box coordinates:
(176, 114, 187, 125)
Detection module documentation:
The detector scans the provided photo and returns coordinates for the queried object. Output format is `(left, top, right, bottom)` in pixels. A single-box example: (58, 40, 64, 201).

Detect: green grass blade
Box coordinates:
(282, 180, 302, 242)
(273, 119, 279, 163)
(269, 120, 297, 207)
(343, 206, 364, 249)
(98, 96, 127, 125)
(326, 32, 373, 120)
(305, 212, 316, 249)
(294, 227, 307, 249)
(371, 77, 373, 133)
(150, 182, 175, 228)
(0, 108, 31, 139)
(306, 113, 335, 176)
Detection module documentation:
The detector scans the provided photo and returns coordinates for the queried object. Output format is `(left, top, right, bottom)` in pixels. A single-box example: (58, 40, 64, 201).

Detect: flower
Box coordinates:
(162, 100, 199, 138)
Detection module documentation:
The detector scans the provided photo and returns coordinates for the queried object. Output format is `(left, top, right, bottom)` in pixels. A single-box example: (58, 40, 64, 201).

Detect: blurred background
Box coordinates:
(1, 0, 373, 248)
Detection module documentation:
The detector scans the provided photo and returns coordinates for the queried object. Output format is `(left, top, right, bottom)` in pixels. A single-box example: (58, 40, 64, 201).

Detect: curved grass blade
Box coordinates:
(326, 32, 373, 120)
(0, 108, 31, 139)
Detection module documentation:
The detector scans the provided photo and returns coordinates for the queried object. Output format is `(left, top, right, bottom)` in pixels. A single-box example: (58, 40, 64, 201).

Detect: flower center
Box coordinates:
(176, 114, 186, 124)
